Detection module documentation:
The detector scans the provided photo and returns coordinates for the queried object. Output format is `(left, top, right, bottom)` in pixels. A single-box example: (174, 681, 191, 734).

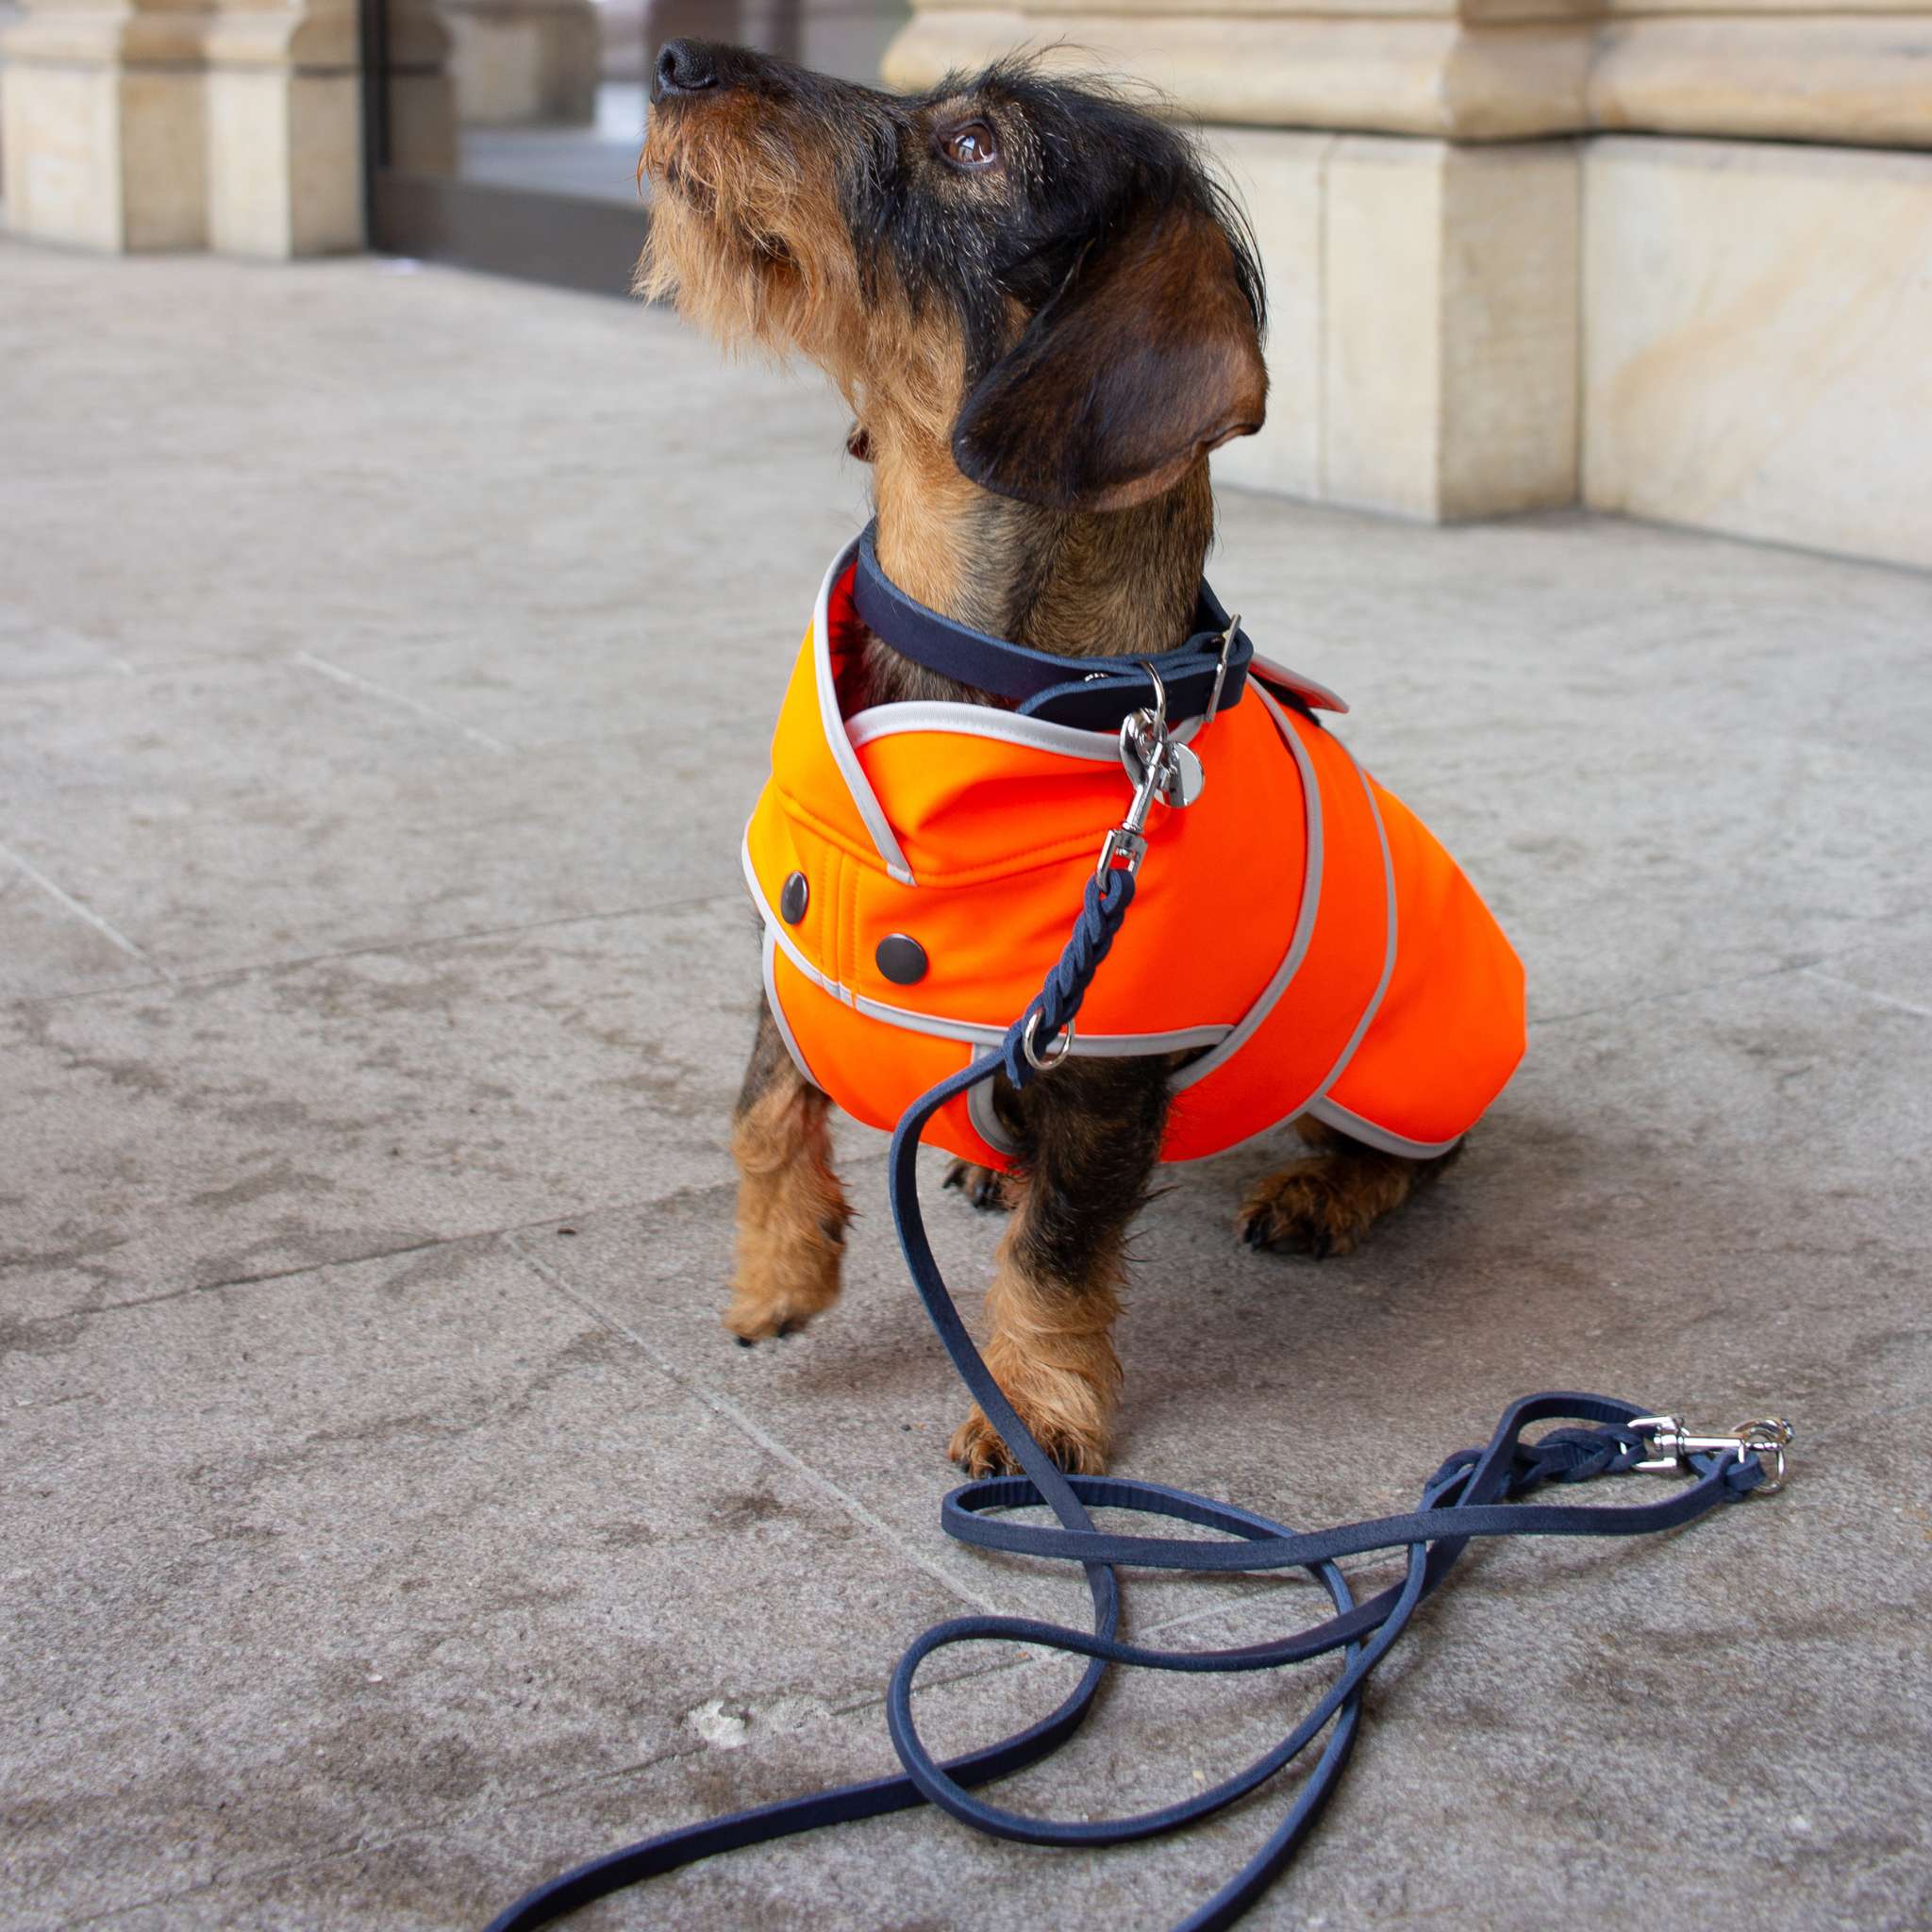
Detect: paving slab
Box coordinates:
(0, 897, 771, 1325)
(1, 239, 1928, 1932)
(0, 608, 130, 688)
(0, 654, 773, 976)
(0, 251, 861, 674)
(0, 1237, 978, 1928)
(74, 1565, 1931, 1931)
(0, 854, 159, 1003)
(507, 1167, 1315, 1637)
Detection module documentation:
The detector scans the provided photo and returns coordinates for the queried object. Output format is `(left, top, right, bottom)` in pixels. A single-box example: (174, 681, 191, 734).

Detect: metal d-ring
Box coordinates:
(1022, 1008, 1075, 1072)
(1139, 659, 1168, 732)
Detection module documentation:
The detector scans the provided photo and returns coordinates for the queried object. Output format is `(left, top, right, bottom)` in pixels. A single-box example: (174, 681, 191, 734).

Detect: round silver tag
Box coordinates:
(1162, 742, 1206, 808)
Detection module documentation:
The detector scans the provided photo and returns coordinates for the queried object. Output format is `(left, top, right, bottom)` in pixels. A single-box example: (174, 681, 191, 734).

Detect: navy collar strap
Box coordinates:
(853, 522, 1258, 732)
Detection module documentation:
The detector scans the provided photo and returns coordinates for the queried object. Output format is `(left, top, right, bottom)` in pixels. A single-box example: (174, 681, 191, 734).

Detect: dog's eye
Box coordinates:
(939, 122, 999, 170)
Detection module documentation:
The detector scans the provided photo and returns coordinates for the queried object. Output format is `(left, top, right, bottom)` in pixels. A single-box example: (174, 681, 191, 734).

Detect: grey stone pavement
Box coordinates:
(2, 238, 1929, 1932)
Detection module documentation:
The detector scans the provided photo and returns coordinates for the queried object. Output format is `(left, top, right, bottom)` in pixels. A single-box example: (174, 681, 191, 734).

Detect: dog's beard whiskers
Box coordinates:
(641, 200, 893, 422)
(640, 107, 986, 458)
(641, 119, 866, 366)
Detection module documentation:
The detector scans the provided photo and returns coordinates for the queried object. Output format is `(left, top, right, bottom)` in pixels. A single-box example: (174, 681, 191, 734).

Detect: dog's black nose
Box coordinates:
(653, 39, 718, 100)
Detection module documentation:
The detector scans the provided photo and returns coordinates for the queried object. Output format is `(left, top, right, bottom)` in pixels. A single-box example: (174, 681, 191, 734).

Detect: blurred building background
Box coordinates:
(1, 0, 1926, 570)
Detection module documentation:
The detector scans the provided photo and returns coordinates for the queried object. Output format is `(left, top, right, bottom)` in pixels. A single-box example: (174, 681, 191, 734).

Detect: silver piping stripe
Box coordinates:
(1251, 652, 1349, 717)
(1300, 736, 1399, 1111)
(848, 702, 1117, 761)
(1169, 687, 1324, 1094)
(966, 1067, 1020, 1158)
(1158, 731, 1398, 1167)
(846, 701, 1203, 758)
(851, 993, 1227, 1055)
(745, 838, 1229, 1056)
(1303, 1095, 1463, 1160)
(761, 927, 822, 1091)
(810, 535, 915, 886)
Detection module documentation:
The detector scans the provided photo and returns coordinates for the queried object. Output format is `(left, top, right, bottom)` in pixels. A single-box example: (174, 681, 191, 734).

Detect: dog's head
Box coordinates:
(639, 42, 1266, 514)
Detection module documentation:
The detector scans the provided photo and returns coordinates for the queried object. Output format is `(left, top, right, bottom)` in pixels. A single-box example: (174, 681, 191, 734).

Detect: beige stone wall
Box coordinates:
(1583, 138, 1932, 572)
(883, 2, 1932, 151)
(441, 0, 599, 128)
(1208, 131, 1579, 521)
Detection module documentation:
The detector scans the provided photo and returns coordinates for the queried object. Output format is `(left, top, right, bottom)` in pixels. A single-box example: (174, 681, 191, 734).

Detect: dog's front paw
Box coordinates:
(1237, 1158, 1384, 1257)
(724, 1240, 842, 1344)
(942, 1159, 1014, 1211)
(947, 1401, 1110, 1478)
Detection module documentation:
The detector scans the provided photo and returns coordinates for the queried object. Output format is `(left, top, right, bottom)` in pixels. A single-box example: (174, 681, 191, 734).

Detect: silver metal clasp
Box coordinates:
(1627, 1414, 1794, 1494)
(1097, 663, 1204, 879)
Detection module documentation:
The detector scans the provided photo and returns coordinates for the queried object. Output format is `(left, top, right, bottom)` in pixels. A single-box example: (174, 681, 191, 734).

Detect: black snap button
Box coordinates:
(779, 871, 809, 924)
(875, 934, 927, 986)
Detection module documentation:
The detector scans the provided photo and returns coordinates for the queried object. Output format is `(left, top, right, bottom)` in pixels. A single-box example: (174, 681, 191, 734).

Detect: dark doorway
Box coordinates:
(360, 0, 909, 295)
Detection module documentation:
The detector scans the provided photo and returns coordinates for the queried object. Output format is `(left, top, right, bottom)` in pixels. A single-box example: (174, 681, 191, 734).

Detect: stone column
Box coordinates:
(884, 0, 1932, 566)
(2, 0, 214, 250)
(1579, 6, 1932, 572)
(380, 0, 458, 173)
(202, 0, 362, 254)
(3, 0, 455, 254)
(441, 0, 599, 127)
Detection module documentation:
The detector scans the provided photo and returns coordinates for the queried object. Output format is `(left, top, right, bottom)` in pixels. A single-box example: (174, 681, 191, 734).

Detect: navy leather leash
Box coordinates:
(486, 657, 1791, 1932)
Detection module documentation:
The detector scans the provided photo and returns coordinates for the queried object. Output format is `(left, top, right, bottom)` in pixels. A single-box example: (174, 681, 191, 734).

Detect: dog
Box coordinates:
(640, 41, 1497, 1478)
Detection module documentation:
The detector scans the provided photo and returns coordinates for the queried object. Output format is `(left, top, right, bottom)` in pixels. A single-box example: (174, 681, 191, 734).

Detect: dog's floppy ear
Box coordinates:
(951, 198, 1266, 513)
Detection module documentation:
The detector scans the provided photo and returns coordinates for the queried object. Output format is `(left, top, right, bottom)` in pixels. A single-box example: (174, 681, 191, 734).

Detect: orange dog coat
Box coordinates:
(743, 537, 1525, 1172)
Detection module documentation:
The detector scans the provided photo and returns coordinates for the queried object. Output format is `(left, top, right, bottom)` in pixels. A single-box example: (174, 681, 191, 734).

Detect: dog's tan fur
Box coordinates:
(951, 1191, 1123, 1475)
(724, 1024, 851, 1342)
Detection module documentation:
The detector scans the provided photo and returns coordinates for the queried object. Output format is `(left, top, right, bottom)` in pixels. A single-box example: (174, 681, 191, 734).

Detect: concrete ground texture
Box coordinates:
(2, 239, 1928, 1931)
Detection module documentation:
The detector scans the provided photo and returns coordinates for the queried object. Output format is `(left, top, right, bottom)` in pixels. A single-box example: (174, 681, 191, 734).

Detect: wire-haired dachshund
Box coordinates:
(640, 42, 1456, 1476)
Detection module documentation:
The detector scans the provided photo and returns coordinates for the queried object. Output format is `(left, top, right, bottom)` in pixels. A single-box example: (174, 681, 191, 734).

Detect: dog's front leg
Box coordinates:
(949, 1058, 1170, 1476)
(724, 1000, 850, 1343)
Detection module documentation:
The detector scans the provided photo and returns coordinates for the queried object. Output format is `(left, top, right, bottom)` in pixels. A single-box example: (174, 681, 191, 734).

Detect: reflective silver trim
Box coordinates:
(1170, 687, 1323, 1094)
(762, 926, 821, 1091)
(966, 1068, 1021, 1158)
(743, 836, 850, 1009)
(810, 535, 915, 886)
(856, 981, 1225, 1056)
(1302, 1095, 1463, 1160)
(1157, 728, 1399, 1168)
(1300, 736, 1399, 1108)
(845, 701, 1122, 762)
(1251, 652, 1349, 716)
(844, 700, 1204, 756)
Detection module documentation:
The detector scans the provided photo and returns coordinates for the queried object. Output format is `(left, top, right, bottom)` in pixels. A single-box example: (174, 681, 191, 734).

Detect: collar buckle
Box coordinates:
(1202, 613, 1241, 729)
